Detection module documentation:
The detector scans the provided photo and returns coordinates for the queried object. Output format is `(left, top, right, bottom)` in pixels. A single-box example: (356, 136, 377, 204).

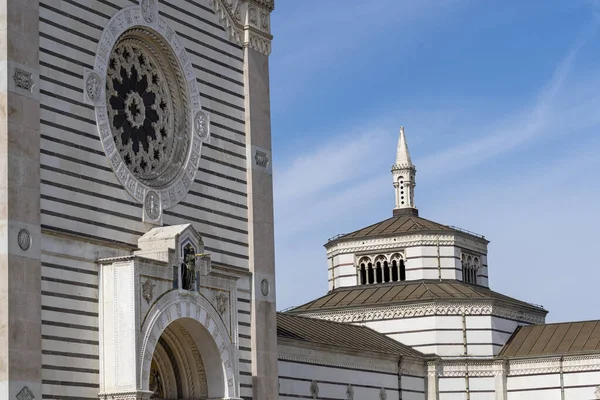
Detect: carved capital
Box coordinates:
(208, 0, 274, 55)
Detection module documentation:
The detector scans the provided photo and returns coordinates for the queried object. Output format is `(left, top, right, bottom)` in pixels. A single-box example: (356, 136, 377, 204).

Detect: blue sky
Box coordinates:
(268, 0, 600, 323)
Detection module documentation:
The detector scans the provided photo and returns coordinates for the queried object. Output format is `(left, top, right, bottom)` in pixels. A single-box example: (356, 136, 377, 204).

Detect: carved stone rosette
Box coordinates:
(83, 0, 211, 224)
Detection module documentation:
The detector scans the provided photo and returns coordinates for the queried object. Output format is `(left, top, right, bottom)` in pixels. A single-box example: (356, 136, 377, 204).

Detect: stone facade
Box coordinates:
(1, 0, 277, 399)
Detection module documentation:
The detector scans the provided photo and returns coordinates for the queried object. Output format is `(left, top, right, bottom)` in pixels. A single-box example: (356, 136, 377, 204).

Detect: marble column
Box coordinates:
(0, 0, 42, 399)
(242, 1, 278, 399)
(494, 360, 507, 400)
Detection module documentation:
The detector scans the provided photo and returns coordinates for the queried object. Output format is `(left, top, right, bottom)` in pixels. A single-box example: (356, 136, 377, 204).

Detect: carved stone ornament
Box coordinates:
(87, 3, 209, 214)
(214, 292, 228, 315)
(142, 279, 155, 304)
(140, 0, 158, 23)
(260, 278, 270, 296)
(379, 388, 387, 400)
(260, 12, 269, 30)
(144, 191, 161, 222)
(16, 386, 34, 400)
(13, 69, 34, 91)
(194, 110, 210, 140)
(85, 71, 102, 103)
(595, 384, 600, 399)
(346, 384, 354, 400)
(310, 380, 319, 399)
(17, 229, 31, 251)
(254, 150, 269, 168)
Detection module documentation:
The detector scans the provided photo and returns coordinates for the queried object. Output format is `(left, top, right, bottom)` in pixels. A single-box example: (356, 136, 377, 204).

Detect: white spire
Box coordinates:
(392, 126, 417, 213)
(395, 126, 412, 166)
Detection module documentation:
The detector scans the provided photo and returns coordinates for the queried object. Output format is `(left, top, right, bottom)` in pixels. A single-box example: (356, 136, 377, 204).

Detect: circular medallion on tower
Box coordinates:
(84, 1, 210, 223)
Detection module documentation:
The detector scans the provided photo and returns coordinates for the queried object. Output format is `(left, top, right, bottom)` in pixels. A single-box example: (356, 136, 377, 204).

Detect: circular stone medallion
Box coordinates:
(260, 278, 270, 296)
(17, 229, 31, 251)
(86, 72, 102, 103)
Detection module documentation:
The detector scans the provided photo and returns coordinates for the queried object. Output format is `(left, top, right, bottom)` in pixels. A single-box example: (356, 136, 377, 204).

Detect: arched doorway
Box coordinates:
(148, 319, 209, 399)
(140, 292, 239, 399)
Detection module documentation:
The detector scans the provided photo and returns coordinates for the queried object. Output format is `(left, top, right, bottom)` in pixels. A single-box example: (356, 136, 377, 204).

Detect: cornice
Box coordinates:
(326, 233, 488, 257)
(209, 0, 274, 55)
(296, 300, 546, 325)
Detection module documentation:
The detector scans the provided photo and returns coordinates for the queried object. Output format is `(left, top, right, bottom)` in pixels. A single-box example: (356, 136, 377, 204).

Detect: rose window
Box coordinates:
(106, 29, 189, 188)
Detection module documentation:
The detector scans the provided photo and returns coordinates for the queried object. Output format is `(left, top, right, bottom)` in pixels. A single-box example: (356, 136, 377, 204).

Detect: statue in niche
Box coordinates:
(181, 243, 196, 290)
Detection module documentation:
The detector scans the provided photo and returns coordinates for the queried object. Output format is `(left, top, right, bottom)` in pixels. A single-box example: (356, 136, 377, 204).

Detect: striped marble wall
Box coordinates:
(38, 0, 253, 398)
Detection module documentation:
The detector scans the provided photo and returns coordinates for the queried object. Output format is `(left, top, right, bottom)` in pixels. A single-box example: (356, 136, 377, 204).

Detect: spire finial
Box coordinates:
(392, 126, 417, 213)
(395, 126, 412, 166)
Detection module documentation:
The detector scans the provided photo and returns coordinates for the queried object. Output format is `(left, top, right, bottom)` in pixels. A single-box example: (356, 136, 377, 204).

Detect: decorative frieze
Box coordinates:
(302, 301, 545, 325)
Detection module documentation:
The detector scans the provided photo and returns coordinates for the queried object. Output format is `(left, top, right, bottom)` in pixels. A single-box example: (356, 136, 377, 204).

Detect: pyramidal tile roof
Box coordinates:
(288, 280, 547, 314)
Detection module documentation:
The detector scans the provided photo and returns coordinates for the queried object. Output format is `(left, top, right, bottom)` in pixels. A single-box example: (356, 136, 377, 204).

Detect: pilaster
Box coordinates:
(241, 1, 278, 399)
(427, 361, 439, 400)
(493, 360, 507, 400)
(0, 0, 42, 399)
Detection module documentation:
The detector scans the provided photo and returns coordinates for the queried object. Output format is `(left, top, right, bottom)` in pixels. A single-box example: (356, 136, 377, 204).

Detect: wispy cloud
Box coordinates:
(273, 15, 600, 242)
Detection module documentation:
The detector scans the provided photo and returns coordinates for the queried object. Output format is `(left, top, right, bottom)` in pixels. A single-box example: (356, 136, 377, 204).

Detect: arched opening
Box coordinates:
(399, 259, 406, 281)
(383, 261, 390, 283)
(375, 261, 383, 283)
(391, 260, 399, 282)
(367, 263, 374, 284)
(359, 263, 366, 285)
(147, 318, 219, 399)
(140, 294, 238, 400)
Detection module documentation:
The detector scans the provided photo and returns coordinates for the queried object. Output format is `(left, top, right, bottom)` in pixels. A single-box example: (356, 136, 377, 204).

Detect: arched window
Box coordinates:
(400, 259, 406, 281)
(391, 260, 399, 282)
(383, 261, 390, 283)
(367, 263, 374, 284)
(462, 254, 478, 284)
(375, 262, 383, 283)
(360, 264, 366, 285)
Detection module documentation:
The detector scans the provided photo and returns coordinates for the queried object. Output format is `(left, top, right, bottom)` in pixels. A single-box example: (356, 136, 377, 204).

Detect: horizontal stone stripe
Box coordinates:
(42, 335, 99, 346)
(383, 327, 515, 335)
(42, 319, 98, 332)
(196, 69, 244, 89)
(42, 261, 98, 276)
(212, 120, 245, 137)
(278, 359, 398, 377)
(202, 155, 246, 173)
(42, 224, 135, 248)
(57, 0, 112, 20)
(42, 211, 249, 257)
(42, 179, 138, 207)
(40, 31, 95, 57)
(40, 47, 92, 70)
(40, 2, 106, 28)
(42, 364, 99, 374)
(42, 144, 248, 192)
(41, 276, 98, 290)
(204, 142, 246, 160)
(204, 106, 245, 125)
(42, 305, 98, 318)
(279, 375, 396, 391)
(160, 9, 242, 53)
(42, 165, 247, 209)
(40, 16, 97, 44)
(42, 288, 98, 303)
(42, 349, 98, 360)
(42, 194, 139, 223)
(42, 395, 98, 400)
(211, 132, 245, 148)
(42, 380, 99, 389)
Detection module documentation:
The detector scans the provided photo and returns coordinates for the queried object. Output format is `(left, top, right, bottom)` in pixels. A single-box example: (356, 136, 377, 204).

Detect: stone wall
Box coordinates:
(36, 0, 255, 398)
(278, 341, 426, 400)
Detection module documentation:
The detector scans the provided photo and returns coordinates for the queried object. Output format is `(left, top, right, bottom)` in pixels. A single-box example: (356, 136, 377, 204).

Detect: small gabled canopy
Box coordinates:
(277, 312, 424, 358)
